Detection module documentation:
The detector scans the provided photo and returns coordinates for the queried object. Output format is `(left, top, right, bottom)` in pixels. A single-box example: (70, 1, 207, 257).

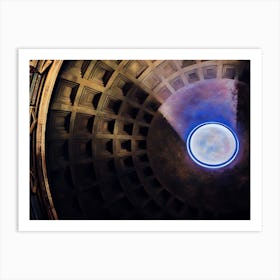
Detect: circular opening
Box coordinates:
(186, 122, 239, 169)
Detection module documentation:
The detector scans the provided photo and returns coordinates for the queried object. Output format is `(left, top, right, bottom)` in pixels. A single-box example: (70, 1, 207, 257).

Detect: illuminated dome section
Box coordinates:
(187, 122, 239, 168)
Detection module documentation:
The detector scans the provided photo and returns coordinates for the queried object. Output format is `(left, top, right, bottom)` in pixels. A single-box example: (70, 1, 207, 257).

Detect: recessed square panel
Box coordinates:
(203, 65, 217, 79)
(78, 87, 102, 110)
(124, 60, 148, 78)
(54, 79, 79, 105)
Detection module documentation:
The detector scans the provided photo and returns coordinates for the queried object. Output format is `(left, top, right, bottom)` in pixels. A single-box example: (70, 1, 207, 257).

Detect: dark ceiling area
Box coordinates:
(30, 59, 250, 220)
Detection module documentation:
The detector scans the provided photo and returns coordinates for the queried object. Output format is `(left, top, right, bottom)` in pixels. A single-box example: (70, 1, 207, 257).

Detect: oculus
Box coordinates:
(186, 122, 239, 169)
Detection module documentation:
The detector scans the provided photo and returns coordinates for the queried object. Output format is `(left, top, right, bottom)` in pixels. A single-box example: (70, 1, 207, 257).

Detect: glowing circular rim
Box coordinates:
(186, 122, 239, 169)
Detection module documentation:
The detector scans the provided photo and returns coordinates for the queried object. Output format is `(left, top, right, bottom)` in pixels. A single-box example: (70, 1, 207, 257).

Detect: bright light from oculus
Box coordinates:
(186, 122, 239, 168)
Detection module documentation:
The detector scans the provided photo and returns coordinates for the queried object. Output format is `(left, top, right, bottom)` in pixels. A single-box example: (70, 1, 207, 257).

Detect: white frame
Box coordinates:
(18, 48, 262, 232)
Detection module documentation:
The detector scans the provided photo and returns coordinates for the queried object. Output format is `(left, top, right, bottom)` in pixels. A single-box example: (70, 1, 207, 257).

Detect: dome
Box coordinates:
(29, 59, 250, 220)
